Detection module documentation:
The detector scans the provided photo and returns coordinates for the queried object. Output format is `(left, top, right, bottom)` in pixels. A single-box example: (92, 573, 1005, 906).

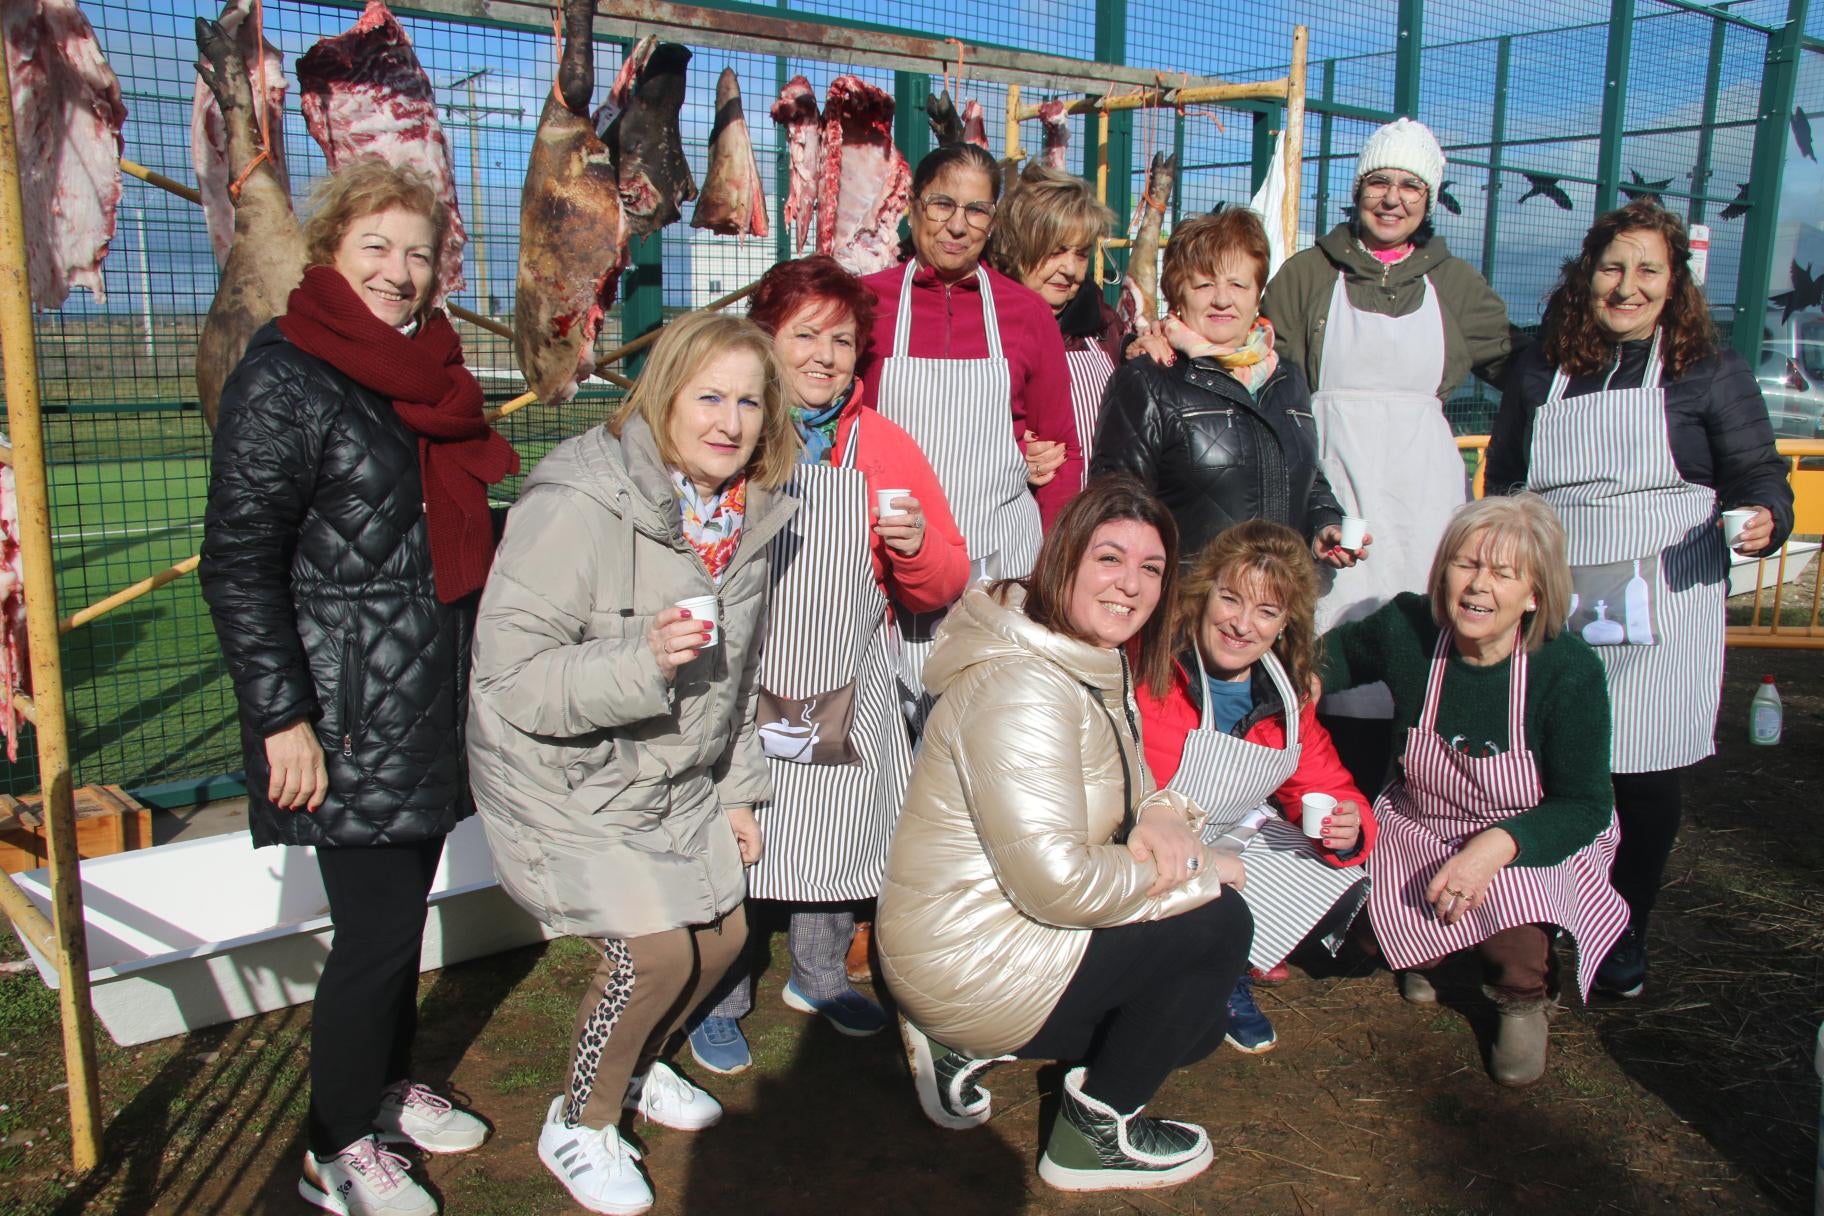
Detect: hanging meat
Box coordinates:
(1, 0, 126, 309)
(1039, 99, 1070, 169)
(296, 0, 466, 298)
(603, 36, 695, 239)
(924, 90, 986, 150)
(0, 436, 25, 763)
(772, 75, 820, 251)
(960, 98, 987, 149)
(1119, 151, 1176, 334)
(193, 9, 306, 428)
(513, 0, 626, 405)
(816, 75, 911, 277)
(190, 0, 287, 267)
(690, 67, 766, 238)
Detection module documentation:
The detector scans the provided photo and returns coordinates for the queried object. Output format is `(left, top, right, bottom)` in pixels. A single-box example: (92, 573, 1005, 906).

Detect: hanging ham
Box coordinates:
(190, 0, 287, 267)
(603, 36, 695, 239)
(690, 67, 766, 238)
(1039, 99, 1069, 169)
(1119, 151, 1176, 334)
(771, 75, 820, 251)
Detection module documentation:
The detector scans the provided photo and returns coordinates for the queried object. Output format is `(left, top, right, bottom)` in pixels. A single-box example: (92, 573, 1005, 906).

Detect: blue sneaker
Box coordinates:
(1223, 976, 1277, 1054)
(781, 977, 890, 1037)
(687, 1015, 752, 1074)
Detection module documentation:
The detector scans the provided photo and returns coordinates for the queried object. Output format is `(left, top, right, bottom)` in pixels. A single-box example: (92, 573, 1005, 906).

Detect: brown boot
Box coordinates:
(845, 921, 874, 984)
(1489, 999, 1549, 1087)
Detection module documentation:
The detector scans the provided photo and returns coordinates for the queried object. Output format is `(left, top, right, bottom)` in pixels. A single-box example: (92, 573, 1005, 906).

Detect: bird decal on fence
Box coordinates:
(1619, 169, 1672, 204)
(1436, 181, 1461, 215)
(1718, 182, 1752, 221)
(1793, 107, 1815, 161)
(1517, 173, 1573, 210)
(1769, 261, 1823, 327)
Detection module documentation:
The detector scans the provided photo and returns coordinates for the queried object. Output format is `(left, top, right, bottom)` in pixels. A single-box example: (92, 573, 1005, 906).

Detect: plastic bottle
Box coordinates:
(1750, 675, 1782, 746)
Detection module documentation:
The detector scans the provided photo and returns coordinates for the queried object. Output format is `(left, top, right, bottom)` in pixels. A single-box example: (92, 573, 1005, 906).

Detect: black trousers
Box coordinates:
(308, 834, 445, 1157)
(1014, 893, 1253, 1115)
(1610, 767, 1686, 928)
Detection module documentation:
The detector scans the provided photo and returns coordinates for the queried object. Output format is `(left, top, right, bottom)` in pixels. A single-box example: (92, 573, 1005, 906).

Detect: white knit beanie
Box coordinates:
(1355, 118, 1446, 210)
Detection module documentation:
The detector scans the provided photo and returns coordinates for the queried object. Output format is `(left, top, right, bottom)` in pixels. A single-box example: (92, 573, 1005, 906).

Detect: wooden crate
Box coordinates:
(0, 784, 152, 874)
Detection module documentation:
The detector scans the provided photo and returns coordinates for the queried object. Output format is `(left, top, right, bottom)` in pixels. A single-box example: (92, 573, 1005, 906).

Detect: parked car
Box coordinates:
(1756, 336, 1824, 440)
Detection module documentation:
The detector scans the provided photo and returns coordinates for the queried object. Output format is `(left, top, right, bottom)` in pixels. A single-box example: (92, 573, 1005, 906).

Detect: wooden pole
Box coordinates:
(60, 556, 200, 634)
(119, 157, 202, 205)
(1011, 77, 1289, 122)
(0, 45, 104, 1174)
(1005, 84, 1023, 162)
(1282, 26, 1308, 258)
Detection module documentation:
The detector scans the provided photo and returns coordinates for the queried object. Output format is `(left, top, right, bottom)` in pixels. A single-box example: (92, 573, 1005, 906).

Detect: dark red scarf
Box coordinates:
(278, 265, 519, 602)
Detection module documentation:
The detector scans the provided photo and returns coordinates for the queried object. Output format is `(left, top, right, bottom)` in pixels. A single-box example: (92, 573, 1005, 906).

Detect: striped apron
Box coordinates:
(1167, 648, 1369, 970)
(1311, 270, 1462, 719)
(1525, 331, 1725, 772)
(745, 420, 913, 901)
(1366, 630, 1628, 1000)
(1065, 343, 1116, 488)
(875, 262, 1040, 726)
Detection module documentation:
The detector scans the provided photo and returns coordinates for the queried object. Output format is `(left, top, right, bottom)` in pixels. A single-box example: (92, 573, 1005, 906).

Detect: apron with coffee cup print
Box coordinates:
(1366, 630, 1628, 1000)
(746, 420, 914, 901)
(1524, 329, 1725, 772)
(1311, 270, 1463, 719)
(875, 262, 1042, 729)
(1065, 344, 1116, 489)
(1166, 646, 1369, 970)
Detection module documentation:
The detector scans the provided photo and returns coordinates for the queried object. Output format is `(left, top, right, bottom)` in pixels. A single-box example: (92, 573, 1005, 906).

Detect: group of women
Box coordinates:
(197, 109, 1794, 1214)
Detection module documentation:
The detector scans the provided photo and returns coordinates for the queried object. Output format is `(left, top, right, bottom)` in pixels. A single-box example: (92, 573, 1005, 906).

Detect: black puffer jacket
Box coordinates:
(200, 323, 474, 848)
(1089, 354, 1344, 562)
(1485, 340, 1795, 555)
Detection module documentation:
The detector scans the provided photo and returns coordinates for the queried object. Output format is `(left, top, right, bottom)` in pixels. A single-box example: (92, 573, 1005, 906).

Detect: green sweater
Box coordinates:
(1322, 594, 1612, 867)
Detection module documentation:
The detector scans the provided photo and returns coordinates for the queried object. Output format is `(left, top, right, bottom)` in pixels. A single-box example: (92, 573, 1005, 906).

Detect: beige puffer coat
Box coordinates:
(876, 584, 1230, 1058)
(467, 416, 795, 941)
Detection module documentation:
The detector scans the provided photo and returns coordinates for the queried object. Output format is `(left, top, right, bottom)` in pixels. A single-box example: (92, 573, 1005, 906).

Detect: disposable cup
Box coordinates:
(876, 488, 911, 519)
(1722, 508, 1756, 547)
(1300, 792, 1337, 841)
(674, 595, 720, 648)
(1338, 516, 1369, 551)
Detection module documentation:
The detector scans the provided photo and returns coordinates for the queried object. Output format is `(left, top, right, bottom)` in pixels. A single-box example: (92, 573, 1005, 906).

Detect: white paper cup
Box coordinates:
(1301, 792, 1337, 841)
(674, 595, 719, 648)
(876, 488, 911, 519)
(1338, 516, 1369, 551)
(1722, 508, 1756, 547)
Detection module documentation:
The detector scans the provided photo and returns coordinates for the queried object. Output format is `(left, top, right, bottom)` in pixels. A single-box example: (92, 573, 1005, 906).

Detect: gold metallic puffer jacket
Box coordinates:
(877, 584, 1228, 1058)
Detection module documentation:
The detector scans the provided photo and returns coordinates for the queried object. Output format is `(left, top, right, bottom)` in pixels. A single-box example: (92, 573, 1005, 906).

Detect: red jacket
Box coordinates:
(856, 261, 1081, 527)
(1135, 657, 1377, 868)
(831, 387, 971, 613)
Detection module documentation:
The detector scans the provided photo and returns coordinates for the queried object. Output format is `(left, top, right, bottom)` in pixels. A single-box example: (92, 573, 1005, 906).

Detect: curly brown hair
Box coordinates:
(1540, 200, 1716, 379)
(1174, 521, 1320, 706)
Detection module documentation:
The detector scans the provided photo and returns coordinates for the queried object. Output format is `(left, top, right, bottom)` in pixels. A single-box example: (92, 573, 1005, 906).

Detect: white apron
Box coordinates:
(1311, 270, 1464, 719)
(746, 420, 913, 900)
(1065, 343, 1116, 489)
(875, 263, 1040, 727)
(1166, 648, 1370, 970)
(1366, 630, 1628, 1000)
(1524, 331, 1725, 772)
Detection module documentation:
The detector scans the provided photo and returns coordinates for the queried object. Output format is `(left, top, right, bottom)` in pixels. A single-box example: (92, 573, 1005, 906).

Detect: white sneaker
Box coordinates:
(375, 1081, 489, 1154)
(623, 1059, 722, 1130)
(298, 1135, 438, 1216)
(537, 1096, 654, 1215)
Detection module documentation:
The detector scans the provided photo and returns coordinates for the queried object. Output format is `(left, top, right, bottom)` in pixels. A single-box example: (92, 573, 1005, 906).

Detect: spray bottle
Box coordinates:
(1749, 675, 1782, 746)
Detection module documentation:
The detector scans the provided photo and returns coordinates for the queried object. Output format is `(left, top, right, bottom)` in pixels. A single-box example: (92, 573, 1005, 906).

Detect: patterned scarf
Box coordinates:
(1166, 314, 1280, 395)
(791, 382, 852, 465)
(672, 470, 748, 582)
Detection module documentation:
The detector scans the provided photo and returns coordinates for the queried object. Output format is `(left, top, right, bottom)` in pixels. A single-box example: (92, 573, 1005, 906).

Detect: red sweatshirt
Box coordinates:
(1135, 658, 1378, 868)
(830, 386, 971, 613)
(856, 261, 1082, 527)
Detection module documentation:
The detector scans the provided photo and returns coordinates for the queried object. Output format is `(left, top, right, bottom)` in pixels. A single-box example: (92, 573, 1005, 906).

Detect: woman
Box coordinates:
(988, 162, 1120, 486)
(200, 161, 509, 1216)
(1091, 208, 1361, 569)
(878, 476, 1253, 1193)
(467, 311, 798, 1216)
(1135, 521, 1377, 1056)
(1484, 201, 1794, 998)
(685, 256, 969, 1072)
(1323, 494, 1627, 1087)
(1263, 118, 1514, 775)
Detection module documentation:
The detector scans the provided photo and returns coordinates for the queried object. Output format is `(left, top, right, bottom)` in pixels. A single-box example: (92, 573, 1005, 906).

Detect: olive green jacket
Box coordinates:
(1262, 223, 1517, 403)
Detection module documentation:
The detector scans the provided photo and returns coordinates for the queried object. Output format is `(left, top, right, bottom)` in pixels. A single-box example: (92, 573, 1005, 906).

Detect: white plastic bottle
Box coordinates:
(1749, 675, 1782, 746)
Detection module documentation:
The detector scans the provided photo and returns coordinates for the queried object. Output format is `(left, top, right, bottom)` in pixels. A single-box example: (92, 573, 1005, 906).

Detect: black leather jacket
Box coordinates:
(200, 323, 475, 848)
(1089, 353, 1344, 562)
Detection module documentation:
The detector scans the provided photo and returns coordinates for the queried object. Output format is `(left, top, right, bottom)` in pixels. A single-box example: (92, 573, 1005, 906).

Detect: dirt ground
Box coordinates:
(0, 646, 1819, 1216)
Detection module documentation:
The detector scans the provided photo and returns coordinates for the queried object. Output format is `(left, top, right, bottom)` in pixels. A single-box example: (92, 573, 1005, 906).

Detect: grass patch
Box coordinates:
(491, 1060, 561, 1095)
(0, 973, 57, 1036)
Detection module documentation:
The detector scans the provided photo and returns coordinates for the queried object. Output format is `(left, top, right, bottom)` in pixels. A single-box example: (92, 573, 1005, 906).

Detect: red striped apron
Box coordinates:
(1366, 630, 1628, 1000)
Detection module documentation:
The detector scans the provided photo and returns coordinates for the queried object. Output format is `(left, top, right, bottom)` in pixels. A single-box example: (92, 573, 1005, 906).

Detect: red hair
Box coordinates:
(746, 254, 877, 344)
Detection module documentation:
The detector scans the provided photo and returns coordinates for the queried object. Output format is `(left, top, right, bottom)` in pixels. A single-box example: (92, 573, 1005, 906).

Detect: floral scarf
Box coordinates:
(792, 382, 853, 465)
(1165, 314, 1280, 395)
(672, 470, 748, 583)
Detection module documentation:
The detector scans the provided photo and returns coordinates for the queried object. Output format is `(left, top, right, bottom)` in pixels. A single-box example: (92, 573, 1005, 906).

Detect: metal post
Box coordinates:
(1314, 59, 1334, 233)
(1094, 0, 1131, 296)
(1250, 103, 1280, 194)
(1394, 0, 1423, 118)
(622, 231, 664, 378)
(1480, 36, 1511, 284)
(773, 1, 791, 265)
(894, 71, 931, 169)
(1689, 14, 1728, 225)
(1734, 0, 1809, 358)
(465, 74, 490, 314)
(1170, 110, 1185, 227)
(1595, 0, 1636, 214)
(0, 40, 104, 1174)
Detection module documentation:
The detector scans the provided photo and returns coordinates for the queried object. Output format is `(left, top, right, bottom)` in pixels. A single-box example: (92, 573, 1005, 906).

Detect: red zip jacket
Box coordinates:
(856, 261, 1082, 527)
(1135, 656, 1378, 868)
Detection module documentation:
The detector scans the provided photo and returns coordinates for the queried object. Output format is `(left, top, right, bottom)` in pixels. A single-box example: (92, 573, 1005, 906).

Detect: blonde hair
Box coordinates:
(1176, 521, 1321, 703)
(610, 311, 799, 490)
(988, 163, 1115, 286)
(1426, 494, 1573, 654)
(302, 160, 450, 317)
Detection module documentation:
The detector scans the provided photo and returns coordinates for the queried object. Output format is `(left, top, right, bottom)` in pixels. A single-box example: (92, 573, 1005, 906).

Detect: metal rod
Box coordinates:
(60, 556, 201, 634)
(0, 43, 103, 1175)
(1281, 26, 1308, 256)
(120, 157, 202, 205)
(1313, 59, 1334, 233)
(1689, 15, 1728, 225)
(1480, 37, 1510, 285)
(1595, 0, 1637, 214)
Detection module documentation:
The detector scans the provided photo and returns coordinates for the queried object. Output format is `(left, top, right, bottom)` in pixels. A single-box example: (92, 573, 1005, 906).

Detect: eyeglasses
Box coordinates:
(1360, 174, 1428, 204)
(918, 194, 997, 229)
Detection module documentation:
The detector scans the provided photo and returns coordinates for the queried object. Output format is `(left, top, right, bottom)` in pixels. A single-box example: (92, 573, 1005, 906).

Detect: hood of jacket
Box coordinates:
(1315, 221, 1456, 288)
(922, 583, 1126, 702)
